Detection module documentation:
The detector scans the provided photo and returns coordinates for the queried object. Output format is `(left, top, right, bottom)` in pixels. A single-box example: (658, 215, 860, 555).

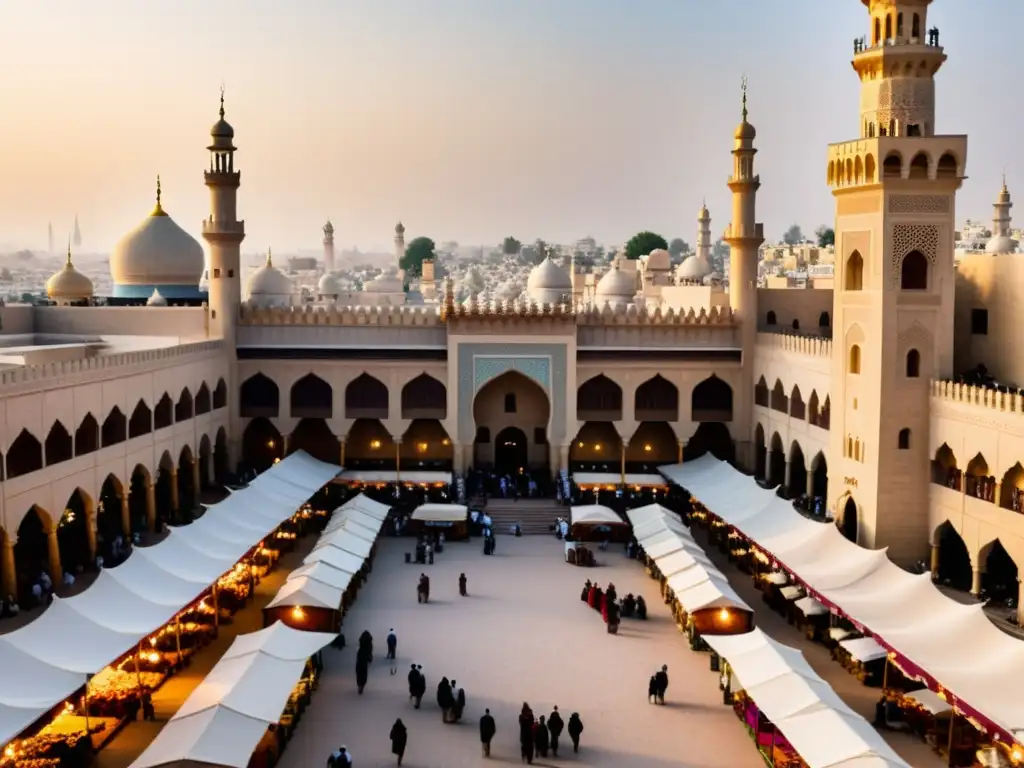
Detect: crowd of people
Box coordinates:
(581, 579, 647, 633)
(516, 703, 584, 763)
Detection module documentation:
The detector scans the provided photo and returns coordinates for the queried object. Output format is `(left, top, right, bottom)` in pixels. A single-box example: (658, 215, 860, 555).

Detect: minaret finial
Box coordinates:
(152, 174, 166, 216)
(266, 247, 273, 267)
(219, 85, 225, 119)
(741, 75, 748, 122)
(66, 238, 72, 267)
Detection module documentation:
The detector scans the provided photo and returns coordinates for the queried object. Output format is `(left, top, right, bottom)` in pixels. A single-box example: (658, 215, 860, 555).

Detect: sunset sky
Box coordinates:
(0, 0, 1017, 253)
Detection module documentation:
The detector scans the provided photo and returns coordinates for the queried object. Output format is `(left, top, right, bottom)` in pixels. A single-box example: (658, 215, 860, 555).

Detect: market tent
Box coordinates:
(777, 708, 910, 768)
(286, 562, 354, 592)
(674, 573, 751, 613)
(573, 472, 667, 487)
(328, 507, 385, 534)
(304, 544, 365, 574)
(627, 503, 682, 527)
(338, 470, 452, 485)
(655, 548, 715, 579)
(411, 503, 468, 522)
(570, 505, 624, 526)
(265, 576, 342, 611)
(0, 451, 340, 748)
(323, 518, 378, 544)
(336, 494, 391, 521)
(131, 623, 335, 768)
(313, 530, 373, 560)
(661, 454, 1024, 748)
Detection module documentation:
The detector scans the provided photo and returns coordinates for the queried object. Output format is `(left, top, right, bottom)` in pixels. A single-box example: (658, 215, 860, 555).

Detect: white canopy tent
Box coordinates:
(325, 508, 385, 535)
(335, 493, 391, 521)
(303, 544, 365, 574)
(286, 562, 354, 592)
(313, 530, 373, 560)
(338, 470, 452, 485)
(570, 505, 625, 526)
(130, 623, 335, 768)
(411, 503, 467, 522)
(661, 455, 1024, 747)
(572, 472, 667, 487)
(705, 630, 910, 768)
(265, 577, 343, 611)
(0, 451, 339, 748)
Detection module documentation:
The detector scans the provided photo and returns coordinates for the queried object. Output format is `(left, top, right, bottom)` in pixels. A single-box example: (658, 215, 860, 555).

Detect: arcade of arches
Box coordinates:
(0, 427, 229, 604)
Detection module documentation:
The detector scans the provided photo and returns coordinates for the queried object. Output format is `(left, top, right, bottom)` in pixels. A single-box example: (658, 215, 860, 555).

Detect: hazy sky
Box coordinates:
(0, 0, 1017, 254)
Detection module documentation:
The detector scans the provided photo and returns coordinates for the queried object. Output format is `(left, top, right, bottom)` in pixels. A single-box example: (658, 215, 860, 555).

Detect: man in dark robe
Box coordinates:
(534, 715, 549, 757)
(389, 718, 407, 766)
(358, 630, 373, 663)
(606, 599, 620, 633)
(654, 664, 669, 704)
(518, 703, 535, 764)
(636, 595, 648, 619)
(412, 665, 426, 708)
(459, 573, 468, 596)
(592, 585, 603, 611)
(622, 593, 636, 618)
(355, 655, 369, 694)
(580, 580, 592, 602)
(606, 583, 617, 605)
(479, 707, 496, 756)
(437, 677, 454, 722)
(547, 706, 564, 756)
(422, 575, 430, 603)
(455, 686, 466, 721)
(567, 712, 584, 753)
(407, 664, 419, 702)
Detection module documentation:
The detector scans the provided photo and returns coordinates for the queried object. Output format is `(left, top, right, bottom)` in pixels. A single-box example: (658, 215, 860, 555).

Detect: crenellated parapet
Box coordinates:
(930, 380, 1024, 415)
(0, 339, 225, 394)
(756, 331, 832, 359)
(575, 302, 734, 326)
(239, 303, 442, 327)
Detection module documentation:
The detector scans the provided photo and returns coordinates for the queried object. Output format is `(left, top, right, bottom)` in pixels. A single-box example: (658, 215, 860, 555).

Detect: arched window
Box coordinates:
(885, 14, 892, 40)
(845, 251, 864, 291)
(874, 18, 881, 45)
(906, 349, 921, 378)
(912, 13, 920, 38)
(883, 153, 902, 178)
(504, 393, 517, 414)
(900, 251, 928, 290)
(896, 12, 903, 37)
(818, 312, 830, 328)
(854, 439, 861, 461)
(909, 152, 929, 180)
(846, 436, 853, 458)
(766, 311, 777, 325)
(898, 429, 911, 450)
(791, 319, 800, 331)
(849, 344, 862, 375)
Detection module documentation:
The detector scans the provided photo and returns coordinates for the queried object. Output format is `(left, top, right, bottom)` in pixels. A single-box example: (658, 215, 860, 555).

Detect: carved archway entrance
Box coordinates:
(840, 495, 858, 544)
(472, 371, 550, 472)
(494, 427, 529, 475)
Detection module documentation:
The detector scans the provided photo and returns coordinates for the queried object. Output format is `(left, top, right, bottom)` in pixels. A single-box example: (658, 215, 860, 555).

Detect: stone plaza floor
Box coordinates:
(280, 536, 764, 768)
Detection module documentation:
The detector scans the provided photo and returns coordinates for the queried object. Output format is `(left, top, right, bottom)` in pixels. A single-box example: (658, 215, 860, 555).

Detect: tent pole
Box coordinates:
(882, 656, 890, 692)
(83, 674, 92, 746)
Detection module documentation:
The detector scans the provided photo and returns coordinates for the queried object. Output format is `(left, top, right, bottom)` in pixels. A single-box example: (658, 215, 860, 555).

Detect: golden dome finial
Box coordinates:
(741, 75, 748, 122)
(66, 238, 73, 268)
(219, 85, 225, 119)
(151, 174, 167, 216)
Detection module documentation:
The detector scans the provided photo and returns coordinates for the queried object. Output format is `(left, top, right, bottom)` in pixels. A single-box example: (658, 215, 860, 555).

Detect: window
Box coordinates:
(504, 393, 517, 413)
(873, 18, 881, 45)
(791, 319, 800, 331)
(971, 309, 989, 335)
(906, 349, 921, 378)
(849, 344, 862, 374)
(766, 311, 777, 325)
(818, 312, 830, 328)
(900, 251, 928, 290)
(912, 13, 920, 38)
(845, 252, 864, 291)
(898, 428, 911, 450)
(896, 12, 903, 37)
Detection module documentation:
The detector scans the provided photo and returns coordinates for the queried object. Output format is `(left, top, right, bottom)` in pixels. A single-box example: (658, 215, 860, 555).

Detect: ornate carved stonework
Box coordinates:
(473, 356, 551, 394)
(888, 195, 950, 215)
(890, 224, 939, 287)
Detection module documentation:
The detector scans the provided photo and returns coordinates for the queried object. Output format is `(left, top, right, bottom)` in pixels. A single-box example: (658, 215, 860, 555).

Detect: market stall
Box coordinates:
(569, 505, 630, 542)
(264, 578, 344, 633)
(409, 503, 469, 540)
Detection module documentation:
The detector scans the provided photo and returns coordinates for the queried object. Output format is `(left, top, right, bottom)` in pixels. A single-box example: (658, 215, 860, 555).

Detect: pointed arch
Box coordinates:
(810, 451, 828, 498)
(898, 428, 911, 450)
(840, 496, 858, 543)
(864, 154, 876, 183)
(242, 418, 283, 473)
(936, 153, 958, 179)
(908, 152, 929, 180)
(767, 432, 785, 488)
(289, 418, 340, 464)
(346, 418, 398, 468)
(682, 422, 734, 463)
(102, 407, 127, 447)
(198, 433, 213, 489)
(195, 382, 211, 415)
(787, 441, 807, 498)
(789, 385, 805, 420)
(770, 380, 788, 413)
(401, 419, 454, 469)
(154, 393, 174, 430)
(849, 344, 862, 375)
(577, 374, 622, 420)
(291, 373, 333, 419)
(213, 378, 227, 409)
(883, 152, 902, 179)
(240, 373, 280, 418)
(933, 521, 971, 589)
(754, 376, 769, 408)
(57, 488, 94, 574)
(807, 390, 821, 427)
(854, 155, 864, 184)
(98, 474, 127, 543)
(819, 395, 831, 430)
(175, 388, 194, 422)
(45, 421, 73, 466)
(900, 251, 928, 290)
(345, 373, 389, 419)
(691, 375, 733, 422)
(980, 539, 1019, 601)
(401, 373, 447, 419)
(128, 400, 151, 438)
(965, 452, 993, 502)
(635, 375, 679, 421)
(754, 423, 766, 480)
(905, 349, 921, 378)
(844, 251, 864, 291)
(16, 504, 55, 586)
(999, 462, 1024, 512)
(8, 429, 43, 478)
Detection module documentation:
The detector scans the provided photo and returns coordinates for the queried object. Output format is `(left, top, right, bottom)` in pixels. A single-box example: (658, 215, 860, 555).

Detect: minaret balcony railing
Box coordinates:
(202, 218, 246, 234)
(853, 35, 941, 55)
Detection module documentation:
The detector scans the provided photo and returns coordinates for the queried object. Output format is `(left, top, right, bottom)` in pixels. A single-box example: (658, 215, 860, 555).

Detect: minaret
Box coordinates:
(394, 221, 406, 265)
(992, 176, 1012, 238)
(697, 199, 712, 267)
(323, 220, 335, 272)
(201, 89, 245, 466)
(723, 78, 764, 471)
(828, 0, 965, 562)
(73, 215, 82, 249)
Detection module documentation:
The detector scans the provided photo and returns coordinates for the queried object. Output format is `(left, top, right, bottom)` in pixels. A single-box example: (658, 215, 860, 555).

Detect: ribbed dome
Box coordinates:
(365, 267, 403, 293)
(318, 272, 342, 295)
(985, 235, 1018, 254)
(596, 261, 636, 300)
(211, 93, 234, 139)
(46, 251, 93, 302)
(146, 288, 168, 307)
(110, 192, 205, 288)
(247, 251, 292, 297)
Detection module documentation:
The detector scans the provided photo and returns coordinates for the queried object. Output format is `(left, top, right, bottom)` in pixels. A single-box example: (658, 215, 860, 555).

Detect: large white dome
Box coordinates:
(985, 234, 1018, 254)
(595, 261, 636, 302)
(526, 256, 570, 304)
(247, 252, 292, 303)
(110, 205, 205, 289)
(46, 252, 93, 303)
(677, 253, 712, 280)
(365, 267, 403, 294)
(318, 272, 342, 296)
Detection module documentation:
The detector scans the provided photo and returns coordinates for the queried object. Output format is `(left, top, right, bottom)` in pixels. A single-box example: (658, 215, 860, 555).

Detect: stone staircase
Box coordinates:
(483, 497, 565, 535)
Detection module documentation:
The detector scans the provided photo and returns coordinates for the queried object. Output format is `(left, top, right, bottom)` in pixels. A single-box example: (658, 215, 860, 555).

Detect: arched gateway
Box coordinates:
(472, 371, 550, 473)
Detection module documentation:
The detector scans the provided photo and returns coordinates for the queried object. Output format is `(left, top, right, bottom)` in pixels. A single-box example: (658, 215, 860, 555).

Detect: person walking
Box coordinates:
(411, 665, 426, 709)
(479, 708, 496, 757)
(454, 684, 466, 721)
(534, 715, 550, 758)
(518, 703, 535, 764)
(355, 655, 369, 695)
(386, 629, 397, 660)
(407, 664, 418, 702)
(389, 718, 407, 766)
(648, 674, 659, 704)
(547, 706, 564, 757)
(655, 664, 669, 705)
(437, 677, 454, 723)
(459, 572, 468, 596)
(567, 712, 584, 754)
(328, 745, 352, 766)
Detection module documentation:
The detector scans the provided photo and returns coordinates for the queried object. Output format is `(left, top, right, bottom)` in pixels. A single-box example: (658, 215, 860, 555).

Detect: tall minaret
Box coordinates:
(73, 215, 82, 249)
(992, 176, 1013, 238)
(201, 89, 245, 465)
(697, 199, 712, 267)
(723, 78, 763, 471)
(828, 0, 965, 563)
(323, 220, 335, 272)
(394, 221, 406, 265)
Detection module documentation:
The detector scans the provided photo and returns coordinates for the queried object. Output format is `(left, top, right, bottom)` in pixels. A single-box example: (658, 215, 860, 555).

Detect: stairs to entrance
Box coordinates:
(482, 497, 564, 535)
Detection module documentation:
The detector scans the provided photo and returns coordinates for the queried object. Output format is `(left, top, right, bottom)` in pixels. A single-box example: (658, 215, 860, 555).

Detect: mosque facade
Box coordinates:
(0, 0, 1022, 618)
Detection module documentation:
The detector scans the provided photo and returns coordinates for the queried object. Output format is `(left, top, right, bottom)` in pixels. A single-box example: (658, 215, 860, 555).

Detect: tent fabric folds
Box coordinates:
(130, 622, 336, 768)
(626, 504, 751, 614)
(661, 455, 1024, 747)
(705, 629, 910, 768)
(570, 505, 627, 526)
(268, 494, 388, 615)
(0, 451, 339, 748)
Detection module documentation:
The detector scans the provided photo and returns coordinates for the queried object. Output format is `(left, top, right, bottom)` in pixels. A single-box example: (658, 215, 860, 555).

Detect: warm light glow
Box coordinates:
(594, 444, 602, 451)
(1012, 746, 1022, 762)
(643, 444, 652, 452)
(417, 442, 428, 453)
(718, 608, 729, 621)
(370, 439, 382, 450)
(267, 439, 275, 449)
(441, 438, 450, 446)
(273, 457, 281, 464)
(148, 637, 157, 646)
(292, 606, 305, 619)
(146, 652, 160, 664)
(577, 441, 584, 448)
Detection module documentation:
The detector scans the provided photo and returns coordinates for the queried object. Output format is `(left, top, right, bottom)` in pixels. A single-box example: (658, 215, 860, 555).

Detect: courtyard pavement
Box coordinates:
(280, 537, 763, 768)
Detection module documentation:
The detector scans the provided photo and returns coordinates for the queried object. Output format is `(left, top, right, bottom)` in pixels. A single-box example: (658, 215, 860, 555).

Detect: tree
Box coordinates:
(502, 236, 522, 255)
(782, 224, 804, 245)
(623, 231, 668, 260)
(668, 238, 690, 259)
(400, 236, 435, 278)
(815, 226, 835, 247)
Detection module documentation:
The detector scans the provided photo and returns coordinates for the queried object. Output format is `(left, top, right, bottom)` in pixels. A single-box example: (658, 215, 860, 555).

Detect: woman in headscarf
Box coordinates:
(389, 718, 407, 766)
(355, 655, 369, 694)
(586, 582, 597, 608)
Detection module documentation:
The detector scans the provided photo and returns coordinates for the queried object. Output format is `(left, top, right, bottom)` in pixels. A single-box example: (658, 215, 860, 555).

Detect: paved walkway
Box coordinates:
(281, 537, 762, 768)
(688, 526, 946, 768)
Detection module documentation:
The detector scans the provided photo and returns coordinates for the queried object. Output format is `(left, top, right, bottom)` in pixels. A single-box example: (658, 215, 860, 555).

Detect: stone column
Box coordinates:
(994, 481, 1002, 506)
(120, 494, 131, 537)
(169, 469, 180, 513)
(46, 527, 62, 585)
(970, 566, 983, 597)
(930, 543, 940, 579)
(339, 439, 346, 468)
(282, 434, 289, 456)
(620, 442, 628, 486)
(145, 481, 157, 532)
(677, 441, 684, 465)
(1, 537, 16, 598)
(85, 513, 97, 562)
(783, 460, 792, 494)
(806, 470, 816, 498)
(191, 457, 201, 495)
(395, 439, 402, 485)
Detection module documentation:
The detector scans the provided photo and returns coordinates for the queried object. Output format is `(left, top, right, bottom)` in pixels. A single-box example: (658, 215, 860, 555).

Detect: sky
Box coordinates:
(0, 0, 1018, 254)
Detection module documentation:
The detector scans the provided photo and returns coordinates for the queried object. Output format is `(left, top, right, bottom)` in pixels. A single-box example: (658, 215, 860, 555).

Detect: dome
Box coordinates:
(46, 250, 93, 303)
(395, 221, 406, 236)
(595, 261, 636, 302)
(318, 272, 342, 296)
(985, 235, 1019, 254)
(211, 93, 234, 139)
(462, 265, 486, 296)
(146, 288, 168, 307)
(365, 267, 403, 294)
(497, 281, 521, 301)
(645, 248, 671, 270)
(110, 181, 205, 298)
(677, 254, 712, 280)
(247, 250, 292, 299)
(526, 256, 571, 305)
(734, 120, 756, 140)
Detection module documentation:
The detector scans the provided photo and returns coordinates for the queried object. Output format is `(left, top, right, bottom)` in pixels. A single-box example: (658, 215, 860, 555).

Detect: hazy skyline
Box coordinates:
(0, 0, 1017, 253)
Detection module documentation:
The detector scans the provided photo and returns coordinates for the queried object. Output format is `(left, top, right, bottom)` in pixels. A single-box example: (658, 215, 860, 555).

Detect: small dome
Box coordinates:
(734, 120, 756, 140)
(985, 235, 1019, 254)
(645, 248, 671, 270)
(110, 181, 205, 291)
(677, 254, 712, 280)
(211, 93, 234, 139)
(595, 261, 636, 301)
(698, 202, 710, 220)
(318, 272, 342, 295)
(146, 288, 168, 306)
(46, 250, 93, 302)
(365, 267, 403, 293)
(395, 221, 406, 236)
(526, 256, 571, 305)
(247, 250, 292, 297)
